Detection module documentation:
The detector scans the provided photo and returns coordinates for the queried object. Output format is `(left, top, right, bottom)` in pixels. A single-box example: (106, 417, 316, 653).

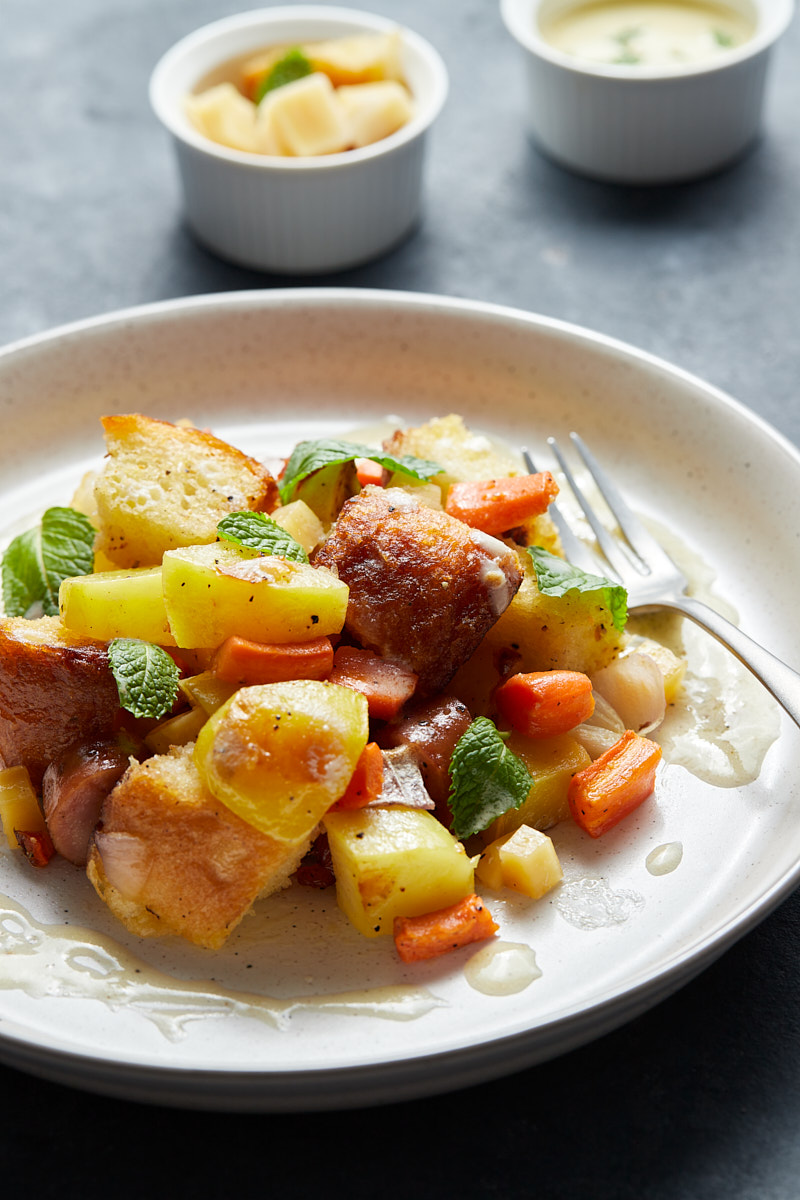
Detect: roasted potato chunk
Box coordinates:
(0, 616, 121, 788)
(314, 487, 523, 696)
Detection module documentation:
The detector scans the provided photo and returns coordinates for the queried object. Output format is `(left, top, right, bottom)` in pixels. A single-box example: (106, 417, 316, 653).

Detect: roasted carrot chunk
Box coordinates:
(15, 828, 56, 867)
(495, 670, 595, 738)
(328, 646, 418, 720)
(211, 635, 334, 686)
(393, 894, 499, 963)
(568, 729, 662, 838)
(355, 458, 388, 488)
(330, 741, 385, 810)
(444, 472, 559, 536)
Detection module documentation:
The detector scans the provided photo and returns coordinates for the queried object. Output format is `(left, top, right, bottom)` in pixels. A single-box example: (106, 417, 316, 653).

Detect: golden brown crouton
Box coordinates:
(86, 745, 311, 949)
(314, 487, 523, 696)
(383, 414, 562, 552)
(93, 414, 279, 568)
(0, 616, 121, 788)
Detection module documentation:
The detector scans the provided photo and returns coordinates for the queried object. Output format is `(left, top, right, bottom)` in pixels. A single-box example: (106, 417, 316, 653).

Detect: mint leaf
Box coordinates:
(527, 544, 628, 632)
(217, 511, 309, 563)
(1, 507, 95, 617)
(255, 48, 313, 103)
(108, 639, 180, 720)
(279, 439, 442, 504)
(448, 717, 533, 840)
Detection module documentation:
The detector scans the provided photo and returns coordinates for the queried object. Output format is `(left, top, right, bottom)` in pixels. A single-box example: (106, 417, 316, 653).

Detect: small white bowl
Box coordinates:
(501, 0, 794, 184)
(150, 7, 448, 273)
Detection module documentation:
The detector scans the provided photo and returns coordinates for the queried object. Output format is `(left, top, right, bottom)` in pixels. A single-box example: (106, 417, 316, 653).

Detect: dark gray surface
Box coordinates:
(2, 1, 800, 1196)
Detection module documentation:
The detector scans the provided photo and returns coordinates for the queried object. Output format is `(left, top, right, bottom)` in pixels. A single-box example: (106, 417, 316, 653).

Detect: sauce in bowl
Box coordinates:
(539, 0, 756, 67)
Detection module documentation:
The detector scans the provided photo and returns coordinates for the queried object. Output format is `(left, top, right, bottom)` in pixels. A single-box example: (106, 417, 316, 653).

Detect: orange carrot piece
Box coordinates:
(495, 670, 595, 738)
(328, 646, 418, 720)
(445, 472, 559, 536)
(330, 741, 385, 811)
(355, 458, 388, 488)
(15, 828, 56, 867)
(568, 729, 662, 839)
(211, 635, 334, 686)
(394, 894, 499, 963)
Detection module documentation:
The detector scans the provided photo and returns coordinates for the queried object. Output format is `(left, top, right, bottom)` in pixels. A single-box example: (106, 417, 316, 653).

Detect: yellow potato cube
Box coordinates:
(59, 567, 176, 646)
(178, 671, 236, 716)
(194, 680, 368, 843)
(144, 706, 208, 756)
(161, 542, 348, 649)
(307, 32, 404, 85)
(484, 733, 591, 841)
(323, 806, 476, 937)
(337, 80, 413, 147)
(0, 765, 47, 849)
(262, 73, 348, 156)
(476, 825, 563, 899)
(184, 83, 258, 152)
(270, 500, 325, 555)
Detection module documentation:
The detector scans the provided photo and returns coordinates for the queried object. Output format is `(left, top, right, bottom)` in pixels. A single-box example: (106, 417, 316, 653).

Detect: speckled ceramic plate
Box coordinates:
(1, 290, 799, 1111)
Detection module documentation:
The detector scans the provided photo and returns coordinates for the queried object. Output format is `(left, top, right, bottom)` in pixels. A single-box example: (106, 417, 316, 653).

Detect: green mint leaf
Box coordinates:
(217, 511, 309, 563)
(448, 717, 533, 840)
(279, 438, 442, 504)
(1, 507, 95, 617)
(713, 27, 734, 45)
(255, 48, 313, 102)
(527, 544, 628, 632)
(108, 639, 180, 720)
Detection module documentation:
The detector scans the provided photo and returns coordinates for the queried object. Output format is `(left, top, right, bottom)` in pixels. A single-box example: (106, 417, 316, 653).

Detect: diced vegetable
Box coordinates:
(445, 473, 559, 536)
(59, 567, 177, 645)
(269, 500, 325, 555)
(179, 671, 237, 716)
(330, 741, 384, 810)
(0, 765, 48, 852)
(495, 670, 595, 738)
(355, 458, 388, 488)
(161, 542, 348, 648)
(144, 705, 208, 755)
(194, 680, 369, 843)
(323, 806, 476, 937)
(328, 645, 418, 720)
(476, 825, 563, 898)
(211, 634, 334, 687)
(484, 732, 592, 840)
(568, 729, 662, 838)
(393, 894, 498, 963)
(16, 828, 56, 867)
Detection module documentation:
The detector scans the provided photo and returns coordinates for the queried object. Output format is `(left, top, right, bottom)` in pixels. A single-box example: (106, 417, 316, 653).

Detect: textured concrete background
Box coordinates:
(1, 1, 799, 1196)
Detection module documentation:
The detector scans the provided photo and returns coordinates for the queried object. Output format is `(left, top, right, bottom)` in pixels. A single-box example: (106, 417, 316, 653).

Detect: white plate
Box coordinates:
(1, 289, 799, 1111)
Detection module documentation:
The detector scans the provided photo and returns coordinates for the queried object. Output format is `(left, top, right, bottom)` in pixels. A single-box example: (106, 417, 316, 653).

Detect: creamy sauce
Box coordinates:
(556, 875, 645, 929)
(0, 896, 444, 1040)
(646, 841, 683, 875)
(540, 0, 755, 67)
(463, 940, 542, 995)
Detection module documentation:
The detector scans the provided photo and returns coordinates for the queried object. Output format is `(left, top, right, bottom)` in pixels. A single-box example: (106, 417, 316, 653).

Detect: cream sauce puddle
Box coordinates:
(0, 896, 444, 1040)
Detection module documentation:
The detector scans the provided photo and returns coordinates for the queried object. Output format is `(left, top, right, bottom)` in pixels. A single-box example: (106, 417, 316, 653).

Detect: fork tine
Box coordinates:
(521, 447, 610, 576)
(567, 433, 680, 577)
(545, 437, 642, 581)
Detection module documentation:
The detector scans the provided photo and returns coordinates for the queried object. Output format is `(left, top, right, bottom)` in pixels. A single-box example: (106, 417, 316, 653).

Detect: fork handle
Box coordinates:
(639, 596, 800, 732)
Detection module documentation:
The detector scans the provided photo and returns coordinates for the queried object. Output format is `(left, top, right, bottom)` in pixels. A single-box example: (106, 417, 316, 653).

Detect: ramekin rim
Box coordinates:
(500, 0, 795, 82)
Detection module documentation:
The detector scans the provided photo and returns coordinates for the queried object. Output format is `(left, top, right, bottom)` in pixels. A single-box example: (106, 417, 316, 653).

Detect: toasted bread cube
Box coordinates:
(337, 80, 413, 146)
(262, 73, 349, 156)
(184, 83, 259, 153)
(93, 414, 278, 568)
(86, 745, 310, 949)
(383, 415, 562, 552)
(0, 616, 120, 788)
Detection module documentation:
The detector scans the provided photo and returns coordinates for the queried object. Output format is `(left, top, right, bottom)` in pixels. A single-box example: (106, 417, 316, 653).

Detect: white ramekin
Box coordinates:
(149, 7, 448, 273)
(501, 0, 794, 185)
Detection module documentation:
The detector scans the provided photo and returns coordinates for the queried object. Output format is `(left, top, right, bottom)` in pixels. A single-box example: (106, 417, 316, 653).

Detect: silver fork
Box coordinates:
(523, 432, 800, 732)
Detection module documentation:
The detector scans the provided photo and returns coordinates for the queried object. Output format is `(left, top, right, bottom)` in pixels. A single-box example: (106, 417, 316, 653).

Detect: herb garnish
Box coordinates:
(527, 544, 628, 632)
(217, 511, 309, 563)
(1, 507, 95, 618)
(448, 717, 533, 840)
(108, 638, 180, 720)
(279, 439, 442, 505)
